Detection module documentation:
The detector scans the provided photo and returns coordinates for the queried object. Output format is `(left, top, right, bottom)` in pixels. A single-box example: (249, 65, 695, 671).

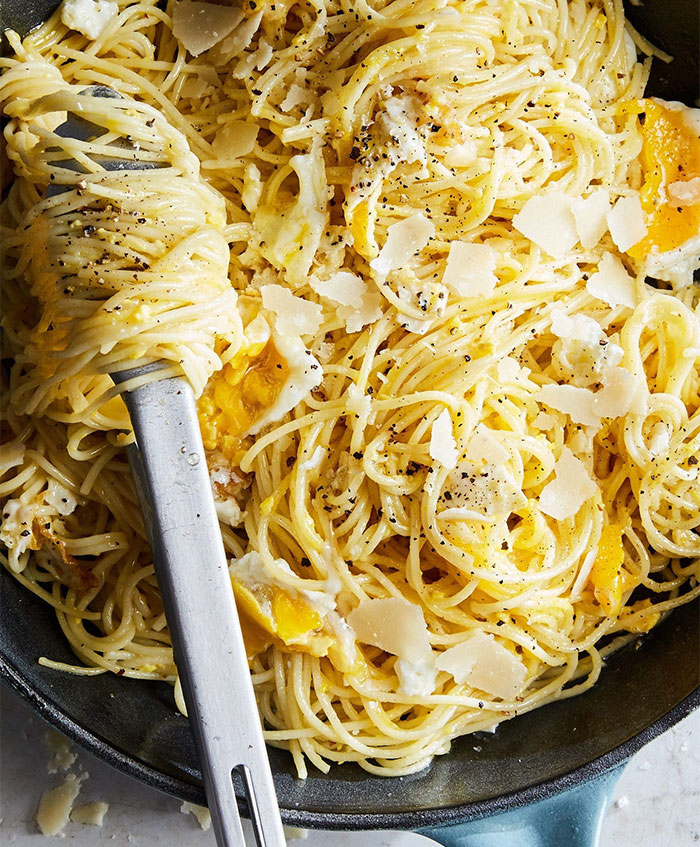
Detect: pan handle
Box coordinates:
(416, 766, 624, 847)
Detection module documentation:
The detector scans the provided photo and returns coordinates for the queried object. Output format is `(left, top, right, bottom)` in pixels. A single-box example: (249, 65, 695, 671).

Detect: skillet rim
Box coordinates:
(2, 646, 699, 830)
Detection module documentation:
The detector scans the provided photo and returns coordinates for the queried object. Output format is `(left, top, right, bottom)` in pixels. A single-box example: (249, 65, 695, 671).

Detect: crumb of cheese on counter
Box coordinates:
(36, 772, 86, 835)
(180, 800, 211, 830)
(45, 730, 77, 774)
(70, 801, 109, 826)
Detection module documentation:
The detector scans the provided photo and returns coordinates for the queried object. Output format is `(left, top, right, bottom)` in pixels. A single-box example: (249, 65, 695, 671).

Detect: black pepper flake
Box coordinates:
(300, 556, 311, 567)
(353, 451, 363, 459)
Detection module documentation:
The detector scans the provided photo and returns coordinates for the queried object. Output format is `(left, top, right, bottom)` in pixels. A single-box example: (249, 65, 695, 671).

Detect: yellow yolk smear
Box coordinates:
(588, 524, 636, 615)
(230, 576, 333, 659)
(629, 99, 700, 259)
(198, 339, 289, 464)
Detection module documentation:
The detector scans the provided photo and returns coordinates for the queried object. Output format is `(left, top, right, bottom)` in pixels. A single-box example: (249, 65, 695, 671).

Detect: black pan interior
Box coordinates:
(1, 0, 699, 831)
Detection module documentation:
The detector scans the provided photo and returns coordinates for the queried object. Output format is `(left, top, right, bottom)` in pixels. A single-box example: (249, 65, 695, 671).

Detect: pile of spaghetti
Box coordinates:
(1, 0, 699, 778)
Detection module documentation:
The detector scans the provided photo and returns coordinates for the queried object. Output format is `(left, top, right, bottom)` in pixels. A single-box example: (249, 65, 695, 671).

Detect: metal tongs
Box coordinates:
(50, 87, 286, 847)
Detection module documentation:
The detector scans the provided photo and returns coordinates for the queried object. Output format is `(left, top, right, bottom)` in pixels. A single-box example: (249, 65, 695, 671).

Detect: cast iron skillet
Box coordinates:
(1, 0, 699, 836)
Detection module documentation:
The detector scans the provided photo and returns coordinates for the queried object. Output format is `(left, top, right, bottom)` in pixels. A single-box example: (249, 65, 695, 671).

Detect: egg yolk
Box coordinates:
(629, 99, 700, 259)
(231, 576, 332, 658)
(198, 339, 289, 463)
(588, 524, 636, 615)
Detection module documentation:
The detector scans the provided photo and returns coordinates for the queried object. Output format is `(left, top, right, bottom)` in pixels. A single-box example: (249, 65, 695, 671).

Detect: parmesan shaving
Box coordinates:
(347, 597, 432, 663)
(172, 1, 244, 57)
(429, 409, 459, 469)
(572, 189, 611, 249)
(370, 213, 435, 276)
(443, 242, 498, 297)
(539, 446, 598, 520)
(667, 177, 700, 205)
(586, 252, 636, 308)
(606, 195, 647, 252)
(436, 632, 527, 700)
(338, 291, 383, 333)
(311, 271, 365, 307)
(467, 424, 509, 465)
(211, 121, 258, 158)
(261, 285, 323, 337)
(180, 801, 212, 830)
(537, 383, 599, 427)
(512, 192, 578, 259)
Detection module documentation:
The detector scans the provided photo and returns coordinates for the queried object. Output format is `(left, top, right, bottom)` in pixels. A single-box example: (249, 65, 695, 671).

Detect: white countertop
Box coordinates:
(1, 684, 698, 846)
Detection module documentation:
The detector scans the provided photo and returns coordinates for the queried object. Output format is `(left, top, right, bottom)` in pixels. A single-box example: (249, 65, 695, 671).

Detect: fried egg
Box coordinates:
(629, 99, 700, 281)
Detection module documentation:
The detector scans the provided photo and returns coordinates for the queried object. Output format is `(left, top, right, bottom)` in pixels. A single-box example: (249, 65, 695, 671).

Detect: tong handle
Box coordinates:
(117, 369, 286, 847)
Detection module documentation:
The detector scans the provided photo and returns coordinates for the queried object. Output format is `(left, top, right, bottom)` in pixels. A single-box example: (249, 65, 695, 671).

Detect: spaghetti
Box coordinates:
(1, 0, 699, 778)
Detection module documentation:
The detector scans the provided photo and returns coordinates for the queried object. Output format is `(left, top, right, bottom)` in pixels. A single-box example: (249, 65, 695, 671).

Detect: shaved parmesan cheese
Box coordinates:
(37, 773, 86, 836)
(261, 284, 323, 337)
(172, 1, 244, 57)
(211, 121, 257, 158)
(551, 309, 604, 343)
(347, 597, 432, 663)
(586, 252, 636, 308)
(370, 214, 435, 276)
(512, 193, 578, 259)
(539, 446, 598, 520)
(592, 366, 645, 418)
(436, 632, 526, 700)
(667, 177, 700, 205)
(430, 409, 459, 469)
(61, 0, 118, 40)
(550, 308, 623, 388)
(607, 195, 647, 252)
(572, 189, 611, 249)
(338, 291, 383, 333)
(533, 411, 556, 431)
(71, 802, 109, 827)
(210, 10, 261, 65)
(496, 357, 520, 383)
(443, 242, 498, 297)
(467, 424, 509, 465)
(311, 271, 365, 307)
(537, 384, 599, 426)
